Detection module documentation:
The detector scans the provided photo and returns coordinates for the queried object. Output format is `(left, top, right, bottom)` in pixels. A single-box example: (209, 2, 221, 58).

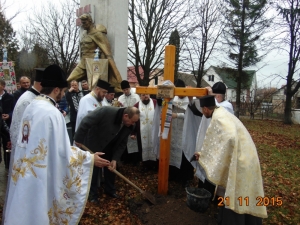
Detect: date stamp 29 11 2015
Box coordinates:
(218, 196, 283, 207)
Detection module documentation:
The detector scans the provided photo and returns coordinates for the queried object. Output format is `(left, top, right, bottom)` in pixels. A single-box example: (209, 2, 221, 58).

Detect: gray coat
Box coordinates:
(74, 106, 134, 161)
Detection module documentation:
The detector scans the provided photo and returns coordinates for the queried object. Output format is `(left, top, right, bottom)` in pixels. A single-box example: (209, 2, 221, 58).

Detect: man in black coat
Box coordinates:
(74, 106, 140, 202)
(0, 80, 14, 168)
(13, 76, 31, 102)
(65, 80, 83, 136)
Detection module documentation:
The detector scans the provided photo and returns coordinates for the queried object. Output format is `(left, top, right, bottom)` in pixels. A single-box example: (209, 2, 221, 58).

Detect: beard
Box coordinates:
(142, 99, 150, 105)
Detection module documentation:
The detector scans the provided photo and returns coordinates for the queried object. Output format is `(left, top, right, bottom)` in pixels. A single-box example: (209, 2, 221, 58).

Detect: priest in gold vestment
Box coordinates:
(195, 95, 267, 225)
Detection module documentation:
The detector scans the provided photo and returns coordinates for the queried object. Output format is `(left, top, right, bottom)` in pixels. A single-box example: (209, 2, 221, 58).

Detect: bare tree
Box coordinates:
(180, 0, 224, 87)
(25, 0, 80, 75)
(276, 0, 300, 124)
(128, 0, 189, 86)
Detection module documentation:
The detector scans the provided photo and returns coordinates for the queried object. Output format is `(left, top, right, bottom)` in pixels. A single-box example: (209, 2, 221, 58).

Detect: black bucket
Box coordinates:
(185, 187, 211, 213)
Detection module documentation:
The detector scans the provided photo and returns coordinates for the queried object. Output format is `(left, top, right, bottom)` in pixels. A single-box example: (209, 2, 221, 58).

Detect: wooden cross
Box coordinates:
(136, 45, 207, 195)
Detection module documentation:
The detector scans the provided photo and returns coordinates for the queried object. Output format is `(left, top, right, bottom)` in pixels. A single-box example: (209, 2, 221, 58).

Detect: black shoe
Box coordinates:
(90, 198, 99, 204)
(105, 192, 120, 198)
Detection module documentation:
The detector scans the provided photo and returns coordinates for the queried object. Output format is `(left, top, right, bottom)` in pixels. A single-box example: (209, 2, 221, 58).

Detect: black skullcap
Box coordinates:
(41, 64, 68, 88)
(200, 95, 216, 107)
(34, 68, 45, 82)
(97, 79, 110, 91)
(121, 80, 130, 89)
(174, 79, 185, 87)
(212, 82, 226, 94)
(108, 86, 115, 94)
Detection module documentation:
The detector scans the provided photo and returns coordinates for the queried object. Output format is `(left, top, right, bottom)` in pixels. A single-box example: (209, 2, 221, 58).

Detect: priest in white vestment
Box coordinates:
(102, 86, 116, 106)
(9, 68, 44, 168)
(75, 79, 111, 131)
(3, 65, 110, 225)
(194, 95, 267, 225)
(117, 80, 140, 107)
(130, 94, 157, 162)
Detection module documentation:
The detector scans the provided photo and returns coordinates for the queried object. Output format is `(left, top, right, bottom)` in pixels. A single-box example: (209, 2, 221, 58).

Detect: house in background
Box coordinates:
(127, 66, 144, 87)
(203, 66, 257, 103)
(149, 68, 209, 87)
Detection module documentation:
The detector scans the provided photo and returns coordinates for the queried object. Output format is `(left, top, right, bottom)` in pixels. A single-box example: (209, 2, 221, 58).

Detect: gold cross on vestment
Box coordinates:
(136, 45, 207, 195)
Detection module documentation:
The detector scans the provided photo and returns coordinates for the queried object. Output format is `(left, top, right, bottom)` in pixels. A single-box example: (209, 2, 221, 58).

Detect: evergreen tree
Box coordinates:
(0, 10, 18, 62)
(169, 29, 180, 81)
(223, 0, 270, 117)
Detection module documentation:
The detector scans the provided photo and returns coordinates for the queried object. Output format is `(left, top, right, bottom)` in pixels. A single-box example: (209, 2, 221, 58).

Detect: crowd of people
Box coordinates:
(0, 64, 267, 225)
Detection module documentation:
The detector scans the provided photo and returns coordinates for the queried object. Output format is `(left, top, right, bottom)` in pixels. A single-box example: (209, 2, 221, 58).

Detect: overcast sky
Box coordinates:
(3, 0, 289, 89)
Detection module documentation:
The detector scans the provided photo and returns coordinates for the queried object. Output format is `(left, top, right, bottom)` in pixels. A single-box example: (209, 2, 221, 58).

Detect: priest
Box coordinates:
(118, 80, 140, 107)
(3, 64, 110, 224)
(194, 95, 267, 224)
(9, 68, 44, 166)
(102, 86, 116, 106)
(75, 79, 110, 131)
(130, 94, 157, 164)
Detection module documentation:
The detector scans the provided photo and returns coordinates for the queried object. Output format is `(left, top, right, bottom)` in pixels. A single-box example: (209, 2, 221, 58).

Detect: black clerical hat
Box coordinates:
(212, 82, 226, 94)
(121, 80, 130, 89)
(200, 95, 216, 107)
(34, 68, 45, 82)
(41, 64, 68, 88)
(174, 79, 185, 87)
(97, 79, 110, 90)
(108, 86, 115, 93)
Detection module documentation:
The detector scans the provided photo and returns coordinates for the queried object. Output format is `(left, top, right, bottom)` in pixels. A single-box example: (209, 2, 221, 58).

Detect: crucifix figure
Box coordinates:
(136, 45, 207, 194)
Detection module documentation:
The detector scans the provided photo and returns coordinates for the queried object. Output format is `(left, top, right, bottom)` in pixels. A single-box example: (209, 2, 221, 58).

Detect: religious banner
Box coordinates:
(85, 58, 108, 89)
(0, 61, 17, 94)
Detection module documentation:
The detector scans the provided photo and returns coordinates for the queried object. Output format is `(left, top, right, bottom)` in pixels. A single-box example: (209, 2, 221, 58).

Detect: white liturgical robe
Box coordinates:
(75, 92, 104, 131)
(118, 93, 140, 107)
(10, 88, 40, 165)
(4, 96, 94, 225)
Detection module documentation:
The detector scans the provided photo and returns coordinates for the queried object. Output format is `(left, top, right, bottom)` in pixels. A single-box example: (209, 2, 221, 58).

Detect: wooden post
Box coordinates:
(158, 45, 175, 195)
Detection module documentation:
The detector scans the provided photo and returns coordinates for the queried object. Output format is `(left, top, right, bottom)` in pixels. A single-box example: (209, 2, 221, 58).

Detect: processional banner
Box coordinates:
(0, 61, 17, 94)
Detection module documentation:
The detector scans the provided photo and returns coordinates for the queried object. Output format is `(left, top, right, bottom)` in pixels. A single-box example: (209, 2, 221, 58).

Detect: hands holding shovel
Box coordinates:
(75, 142, 110, 168)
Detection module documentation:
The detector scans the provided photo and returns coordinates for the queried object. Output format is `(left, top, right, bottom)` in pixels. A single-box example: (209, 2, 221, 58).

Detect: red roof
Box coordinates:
(127, 66, 144, 83)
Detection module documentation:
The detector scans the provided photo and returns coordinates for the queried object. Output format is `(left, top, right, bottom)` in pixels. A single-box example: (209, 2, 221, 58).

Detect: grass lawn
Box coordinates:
(242, 119, 300, 225)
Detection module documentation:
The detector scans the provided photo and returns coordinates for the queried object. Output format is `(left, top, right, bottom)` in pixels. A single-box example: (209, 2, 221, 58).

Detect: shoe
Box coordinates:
(105, 192, 120, 198)
(90, 198, 100, 204)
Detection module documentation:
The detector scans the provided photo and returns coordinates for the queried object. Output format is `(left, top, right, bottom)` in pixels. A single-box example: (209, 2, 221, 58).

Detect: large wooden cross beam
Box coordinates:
(136, 45, 207, 195)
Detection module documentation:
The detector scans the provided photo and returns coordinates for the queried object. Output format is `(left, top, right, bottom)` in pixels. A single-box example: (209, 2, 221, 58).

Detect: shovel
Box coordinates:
(80, 144, 156, 205)
(110, 167, 156, 205)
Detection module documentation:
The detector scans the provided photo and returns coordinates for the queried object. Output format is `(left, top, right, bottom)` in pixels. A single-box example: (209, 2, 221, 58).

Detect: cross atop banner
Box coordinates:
(136, 45, 207, 195)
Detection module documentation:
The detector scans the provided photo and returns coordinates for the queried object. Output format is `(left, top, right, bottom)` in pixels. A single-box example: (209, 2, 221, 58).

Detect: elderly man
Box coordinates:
(194, 95, 267, 225)
(75, 106, 140, 201)
(67, 13, 122, 92)
(3, 64, 110, 224)
(118, 80, 140, 107)
(75, 79, 110, 131)
(13, 76, 31, 102)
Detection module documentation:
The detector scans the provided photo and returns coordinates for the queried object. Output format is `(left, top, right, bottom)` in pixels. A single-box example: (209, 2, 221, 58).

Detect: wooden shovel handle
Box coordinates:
(110, 167, 144, 193)
(81, 144, 94, 154)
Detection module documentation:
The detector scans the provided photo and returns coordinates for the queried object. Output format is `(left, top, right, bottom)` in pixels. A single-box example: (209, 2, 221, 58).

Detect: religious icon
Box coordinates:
(21, 121, 30, 143)
(3, 69, 10, 80)
(93, 64, 99, 72)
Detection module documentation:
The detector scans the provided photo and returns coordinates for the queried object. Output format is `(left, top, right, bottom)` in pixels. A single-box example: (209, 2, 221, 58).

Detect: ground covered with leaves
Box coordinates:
(0, 119, 299, 224)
